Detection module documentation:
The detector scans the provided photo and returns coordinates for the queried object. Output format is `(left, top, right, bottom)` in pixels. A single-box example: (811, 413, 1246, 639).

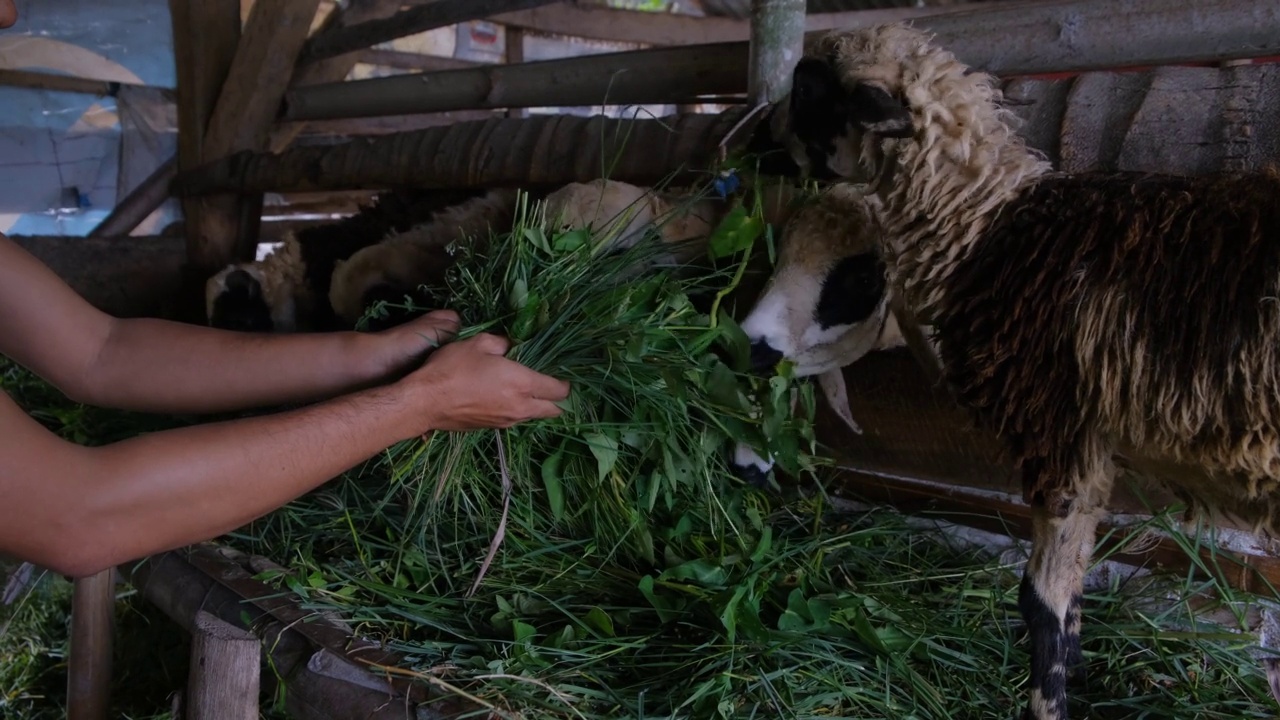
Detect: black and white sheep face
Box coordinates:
(206, 265, 295, 333)
(774, 54, 913, 184)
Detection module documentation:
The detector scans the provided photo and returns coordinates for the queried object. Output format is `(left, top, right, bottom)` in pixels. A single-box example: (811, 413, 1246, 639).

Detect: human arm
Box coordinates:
(0, 235, 454, 414)
(0, 333, 570, 578)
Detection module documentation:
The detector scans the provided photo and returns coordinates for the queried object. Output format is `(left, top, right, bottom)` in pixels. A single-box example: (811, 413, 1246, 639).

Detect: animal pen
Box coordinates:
(6, 0, 1280, 717)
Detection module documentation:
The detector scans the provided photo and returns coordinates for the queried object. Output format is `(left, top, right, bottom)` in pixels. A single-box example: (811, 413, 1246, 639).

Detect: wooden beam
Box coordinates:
(298, 108, 504, 137)
(268, 0, 405, 153)
(298, 0, 562, 66)
(191, 0, 324, 273)
(356, 48, 481, 72)
(88, 156, 178, 238)
(490, 2, 989, 46)
(748, 0, 806, 105)
(66, 570, 115, 720)
(0, 69, 170, 96)
(173, 108, 755, 195)
(282, 0, 1280, 121)
(283, 42, 747, 120)
(169, 0, 241, 317)
(187, 611, 260, 720)
(123, 547, 479, 719)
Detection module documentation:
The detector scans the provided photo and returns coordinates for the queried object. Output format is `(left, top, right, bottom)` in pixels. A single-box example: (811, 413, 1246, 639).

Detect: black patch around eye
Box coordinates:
(816, 252, 886, 329)
(789, 58, 851, 171)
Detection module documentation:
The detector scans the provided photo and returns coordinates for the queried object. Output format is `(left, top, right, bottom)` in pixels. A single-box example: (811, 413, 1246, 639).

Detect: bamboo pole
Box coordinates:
(67, 570, 115, 720)
(88, 156, 178, 239)
(173, 108, 755, 195)
(0, 69, 169, 96)
(280, 0, 1280, 121)
(747, 0, 807, 105)
(298, 0, 561, 66)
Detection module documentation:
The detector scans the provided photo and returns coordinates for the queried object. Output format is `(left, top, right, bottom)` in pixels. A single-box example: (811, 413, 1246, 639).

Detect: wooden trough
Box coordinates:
(13, 0, 1280, 716)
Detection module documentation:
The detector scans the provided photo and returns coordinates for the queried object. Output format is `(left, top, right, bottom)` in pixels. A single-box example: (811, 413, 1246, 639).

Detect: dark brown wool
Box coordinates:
(932, 168, 1280, 517)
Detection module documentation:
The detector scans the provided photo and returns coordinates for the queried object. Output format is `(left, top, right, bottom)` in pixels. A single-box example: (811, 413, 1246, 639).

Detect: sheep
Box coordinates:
(205, 188, 484, 333)
(544, 178, 903, 486)
(760, 21, 1280, 720)
(328, 188, 522, 330)
(734, 183, 907, 484)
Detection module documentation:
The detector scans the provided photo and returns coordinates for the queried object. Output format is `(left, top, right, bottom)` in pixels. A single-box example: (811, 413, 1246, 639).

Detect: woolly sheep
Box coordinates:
(547, 179, 901, 486)
(205, 189, 483, 333)
(761, 21, 1280, 720)
(327, 188, 522, 330)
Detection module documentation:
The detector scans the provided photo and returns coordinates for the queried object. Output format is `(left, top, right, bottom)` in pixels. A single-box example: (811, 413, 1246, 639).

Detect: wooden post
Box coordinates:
(187, 611, 261, 720)
(88, 155, 178, 238)
(504, 24, 525, 120)
(747, 0, 806, 105)
(191, 0, 324, 273)
(169, 0, 241, 319)
(67, 569, 115, 720)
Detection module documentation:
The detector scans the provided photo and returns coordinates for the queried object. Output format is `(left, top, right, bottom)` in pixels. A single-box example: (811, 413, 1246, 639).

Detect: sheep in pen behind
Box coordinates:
(754, 20, 1280, 720)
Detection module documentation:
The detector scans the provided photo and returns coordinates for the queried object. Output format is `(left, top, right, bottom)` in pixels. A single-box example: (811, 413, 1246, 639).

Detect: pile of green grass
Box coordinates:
(220, 187, 1280, 719)
(3, 182, 1279, 718)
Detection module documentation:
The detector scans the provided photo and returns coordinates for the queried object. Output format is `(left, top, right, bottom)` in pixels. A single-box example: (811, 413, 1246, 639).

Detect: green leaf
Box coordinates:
(661, 558, 727, 587)
(523, 226, 551, 254)
(708, 204, 764, 259)
(584, 606, 616, 638)
(553, 228, 590, 253)
(584, 432, 619, 481)
(541, 445, 566, 522)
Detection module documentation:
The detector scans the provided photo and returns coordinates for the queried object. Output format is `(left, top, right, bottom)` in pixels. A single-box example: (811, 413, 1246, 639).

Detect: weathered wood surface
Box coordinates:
(67, 570, 115, 720)
(123, 546, 479, 720)
(9, 235, 187, 319)
(298, 0, 561, 65)
(174, 109, 754, 195)
(357, 48, 481, 72)
(187, 611, 260, 720)
(191, 0, 323, 273)
(176, 64, 1280, 195)
(0, 69, 166, 96)
(697, 0, 968, 19)
(279, 0, 1280, 121)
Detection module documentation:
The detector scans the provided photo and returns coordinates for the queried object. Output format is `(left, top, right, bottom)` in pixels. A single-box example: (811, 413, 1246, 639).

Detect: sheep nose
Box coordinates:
(749, 340, 784, 374)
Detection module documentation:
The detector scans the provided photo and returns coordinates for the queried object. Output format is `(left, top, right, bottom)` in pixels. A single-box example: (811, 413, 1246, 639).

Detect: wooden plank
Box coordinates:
(88, 155, 178, 238)
(298, 0, 562, 65)
(279, 0, 1280, 121)
(122, 548, 478, 719)
(66, 570, 115, 720)
(0, 69, 169, 96)
(187, 611, 260, 720)
(298, 108, 504, 137)
(190, 0, 324, 273)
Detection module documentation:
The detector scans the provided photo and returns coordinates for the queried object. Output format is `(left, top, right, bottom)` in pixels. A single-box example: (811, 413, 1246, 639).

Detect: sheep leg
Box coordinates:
(1018, 493, 1106, 720)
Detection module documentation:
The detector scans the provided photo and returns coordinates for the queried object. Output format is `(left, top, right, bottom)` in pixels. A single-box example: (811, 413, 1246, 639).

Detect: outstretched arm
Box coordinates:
(0, 333, 570, 578)
(0, 235, 451, 414)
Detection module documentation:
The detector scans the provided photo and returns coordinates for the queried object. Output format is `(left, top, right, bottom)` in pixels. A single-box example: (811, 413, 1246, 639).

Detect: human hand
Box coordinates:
(368, 309, 461, 377)
(402, 332, 570, 432)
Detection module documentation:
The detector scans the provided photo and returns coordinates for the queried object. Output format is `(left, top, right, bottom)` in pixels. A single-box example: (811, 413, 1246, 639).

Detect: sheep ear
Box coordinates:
(817, 368, 862, 436)
(849, 83, 913, 138)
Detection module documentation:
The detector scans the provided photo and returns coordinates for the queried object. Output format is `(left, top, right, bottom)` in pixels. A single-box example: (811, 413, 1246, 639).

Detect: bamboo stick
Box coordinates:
(88, 156, 178, 239)
(747, 0, 807, 105)
(186, 611, 260, 720)
(67, 570, 115, 720)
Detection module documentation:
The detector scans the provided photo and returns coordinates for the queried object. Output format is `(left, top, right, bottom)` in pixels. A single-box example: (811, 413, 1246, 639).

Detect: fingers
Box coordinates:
(521, 399, 566, 421)
(527, 372, 571, 402)
(469, 332, 511, 356)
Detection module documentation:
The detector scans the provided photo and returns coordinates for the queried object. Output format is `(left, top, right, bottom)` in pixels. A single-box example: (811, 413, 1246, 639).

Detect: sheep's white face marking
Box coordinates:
(740, 187, 896, 378)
